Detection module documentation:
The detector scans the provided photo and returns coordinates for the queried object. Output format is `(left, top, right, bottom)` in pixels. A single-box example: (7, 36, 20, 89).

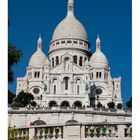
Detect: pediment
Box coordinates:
(51, 61, 84, 74)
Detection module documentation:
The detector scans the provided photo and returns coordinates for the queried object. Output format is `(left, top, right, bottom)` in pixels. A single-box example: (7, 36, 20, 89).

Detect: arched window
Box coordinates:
(96, 72, 98, 78)
(56, 56, 59, 65)
(77, 85, 80, 94)
(49, 101, 57, 107)
(38, 71, 40, 78)
(54, 85, 56, 94)
(64, 77, 69, 90)
(60, 101, 70, 107)
(73, 56, 77, 64)
(34, 71, 37, 78)
(52, 58, 54, 67)
(104, 72, 106, 79)
(79, 56, 83, 66)
(99, 72, 101, 78)
(73, 101, 82, 107)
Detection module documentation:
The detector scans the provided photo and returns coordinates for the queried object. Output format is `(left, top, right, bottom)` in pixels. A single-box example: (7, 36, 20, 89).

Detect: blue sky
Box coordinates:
(8, 0, 132, 104)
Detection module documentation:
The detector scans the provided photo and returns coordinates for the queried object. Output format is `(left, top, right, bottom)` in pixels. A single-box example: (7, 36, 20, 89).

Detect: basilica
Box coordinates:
(16, 0, 122, 108)
(9, 0, 131, 139)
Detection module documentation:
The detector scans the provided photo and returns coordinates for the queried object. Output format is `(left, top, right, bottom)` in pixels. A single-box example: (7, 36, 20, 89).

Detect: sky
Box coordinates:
(8, 0, 132, 104)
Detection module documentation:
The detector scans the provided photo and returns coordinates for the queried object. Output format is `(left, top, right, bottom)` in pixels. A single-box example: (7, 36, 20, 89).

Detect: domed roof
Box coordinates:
(52, 15, 88, 41)
(29, 49, 47, 67)
(90, 50, 109, 68)
(51, 0, 88, 42)
(90, 35, 109, 68)
(29, 36, 47, 67)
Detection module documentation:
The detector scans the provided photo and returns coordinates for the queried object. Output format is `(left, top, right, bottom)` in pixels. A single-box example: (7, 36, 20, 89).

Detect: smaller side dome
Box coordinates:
(90, 50, 109, 68)
(29, 49, 47, 67)
(28, 35, 47, 67)
(90, 35, 109, 68)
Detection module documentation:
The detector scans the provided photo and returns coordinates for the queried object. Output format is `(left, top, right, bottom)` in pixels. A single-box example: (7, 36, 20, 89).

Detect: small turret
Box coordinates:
(37, 35, 42, 50)
(96, 35, 101, 51)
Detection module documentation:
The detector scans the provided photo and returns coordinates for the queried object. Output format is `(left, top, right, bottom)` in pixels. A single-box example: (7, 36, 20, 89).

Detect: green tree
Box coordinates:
(8, 21, 23, 104)
(97, 102, 103, 108)
(8, 90, 16, 104)
(8, 127, 19, 140)
(12, 90, 34, 107)
(107, 102, 115, 109)
(30, 101, 37, 107)
(126, 97, 132, 108)
(8, 43, 22, 83)
(117, 103, 123, 109)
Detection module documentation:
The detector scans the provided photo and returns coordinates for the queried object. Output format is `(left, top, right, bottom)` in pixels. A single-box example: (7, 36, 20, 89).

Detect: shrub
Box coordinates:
(107, 102, 115, 109)
(117, 103, 122, 109)
(97, 102, 103, 108)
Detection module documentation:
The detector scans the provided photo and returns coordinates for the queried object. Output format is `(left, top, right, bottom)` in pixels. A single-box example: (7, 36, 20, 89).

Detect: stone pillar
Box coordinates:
(117, 125, 125, 138)
(63, 124, 81, 139)
(29, 127, 35, 140)
(80, 125, 85, 138)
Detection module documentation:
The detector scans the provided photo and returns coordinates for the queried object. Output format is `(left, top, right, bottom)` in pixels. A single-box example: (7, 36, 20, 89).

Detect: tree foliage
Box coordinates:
(8, 90, 16, 104)
(97, 102, 103, 108)
(12, 90, 34, 107)
(30, 101, 37, 107)
(107, 102, 115, 109)
(8, 43, 22, 83)
(126, 97, 132, 108)
(117, 103, 123, 109)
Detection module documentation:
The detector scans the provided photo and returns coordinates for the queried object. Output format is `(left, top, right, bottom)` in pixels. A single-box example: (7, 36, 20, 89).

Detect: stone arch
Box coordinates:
(60, 101, 70, 107)
(31, 120, 46, 126)
(73, 101, 82, 107)
(74, 76, 83, 83)
(51, 77, 60, 83)
(48, 100, 58, 107)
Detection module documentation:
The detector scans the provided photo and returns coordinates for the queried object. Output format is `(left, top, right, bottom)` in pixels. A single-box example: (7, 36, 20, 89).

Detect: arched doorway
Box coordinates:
(49, 101, 57, 107)
(60, 101, 70, 107)
(31, 120, 46, 125)
(73, 101, 82, 107)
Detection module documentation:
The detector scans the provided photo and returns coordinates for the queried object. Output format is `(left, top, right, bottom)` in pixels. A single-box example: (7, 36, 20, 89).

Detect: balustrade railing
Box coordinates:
(8, 106, 131, 114)
(8, 124, 131, 140)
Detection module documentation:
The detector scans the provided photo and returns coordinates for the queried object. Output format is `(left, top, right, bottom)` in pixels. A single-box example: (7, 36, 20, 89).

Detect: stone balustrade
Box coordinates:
(8, 123, 132, 140)
(8, 106, 131, 114)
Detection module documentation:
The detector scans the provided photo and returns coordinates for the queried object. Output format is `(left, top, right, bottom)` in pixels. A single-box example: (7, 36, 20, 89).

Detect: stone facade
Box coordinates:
(9, 0, 132, 139)
(16, 0, 122, 108)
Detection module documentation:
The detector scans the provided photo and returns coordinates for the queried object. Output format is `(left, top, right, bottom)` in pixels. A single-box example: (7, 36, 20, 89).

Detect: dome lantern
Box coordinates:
(96, 35, 101, 51)
(37, 35, 42, 50)
(67, 0, 74, 16)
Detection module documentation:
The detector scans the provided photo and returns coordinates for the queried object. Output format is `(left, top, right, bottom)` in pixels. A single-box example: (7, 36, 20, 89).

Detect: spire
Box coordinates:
(96, 35, 101, 51)
(37, 34, 42, 50)
(67, 0, 74, 16)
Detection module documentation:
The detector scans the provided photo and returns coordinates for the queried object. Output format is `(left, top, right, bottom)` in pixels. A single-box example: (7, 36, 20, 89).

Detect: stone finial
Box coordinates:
(96, 35, 101, 51)
(37, 34, 42, 49)
(67, 0, 74, 16)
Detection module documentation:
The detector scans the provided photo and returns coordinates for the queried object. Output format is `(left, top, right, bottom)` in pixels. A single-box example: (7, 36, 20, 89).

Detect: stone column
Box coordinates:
(117, 125, 125, 138)
(29, 127, 35, 140)
(80, 125, 85, 138)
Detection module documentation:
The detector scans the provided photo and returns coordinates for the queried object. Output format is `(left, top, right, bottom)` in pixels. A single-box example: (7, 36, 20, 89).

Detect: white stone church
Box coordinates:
(16, 0, 122, 108)
(9, 0, 131, 139)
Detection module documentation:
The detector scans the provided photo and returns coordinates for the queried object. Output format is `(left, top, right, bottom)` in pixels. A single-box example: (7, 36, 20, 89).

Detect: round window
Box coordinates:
(33, 88, 40, 94)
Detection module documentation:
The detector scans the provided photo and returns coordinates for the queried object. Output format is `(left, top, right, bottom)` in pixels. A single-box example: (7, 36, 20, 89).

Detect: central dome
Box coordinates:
(52, 15, 88, 42)
(51, 0, 88, 42)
